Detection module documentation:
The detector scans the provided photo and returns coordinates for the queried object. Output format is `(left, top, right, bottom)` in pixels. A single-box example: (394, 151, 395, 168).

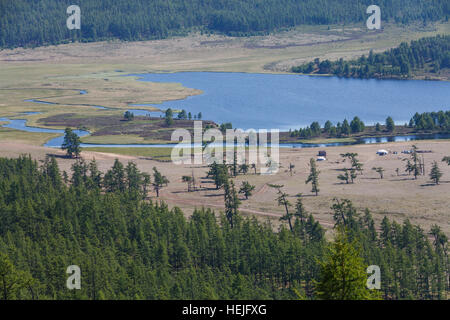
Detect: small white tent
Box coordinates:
(376, 149, 389, 156)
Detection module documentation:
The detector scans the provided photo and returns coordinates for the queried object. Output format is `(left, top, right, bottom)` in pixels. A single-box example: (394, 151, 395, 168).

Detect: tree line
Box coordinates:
(1, 1, 448, 49)
(289, 116, 396, 139)
(0, 155, 448, 299)
(292, 35, 450, 79)
(289, 110, 450, 140)
(409, 110, 450, 132)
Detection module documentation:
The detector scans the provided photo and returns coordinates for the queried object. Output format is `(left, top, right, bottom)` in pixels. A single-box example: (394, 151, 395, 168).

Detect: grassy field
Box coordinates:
(2, 140, 449, 237)
(81, 134, 178, 145)
(0, 22, 448, 144)
(0, 72, 201, 118)
(0, 127, 60, 145)
(85, 147, 175, 161)
(2, 22, 447, 73)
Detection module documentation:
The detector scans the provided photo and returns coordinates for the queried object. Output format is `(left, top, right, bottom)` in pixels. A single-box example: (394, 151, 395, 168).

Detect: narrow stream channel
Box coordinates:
(1, 116, 449, 148)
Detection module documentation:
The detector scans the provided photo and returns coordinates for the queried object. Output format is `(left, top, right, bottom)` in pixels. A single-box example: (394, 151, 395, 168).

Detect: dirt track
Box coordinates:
(1, 140, 449, 236)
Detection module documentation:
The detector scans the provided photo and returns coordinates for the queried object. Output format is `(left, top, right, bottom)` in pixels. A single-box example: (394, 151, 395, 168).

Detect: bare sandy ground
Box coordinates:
(1, 140, 449, 236)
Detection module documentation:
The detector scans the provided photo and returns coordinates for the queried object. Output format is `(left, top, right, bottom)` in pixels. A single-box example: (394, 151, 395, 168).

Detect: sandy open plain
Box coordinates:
(1, 140, 449, 237)
(1, 22, 449, 237)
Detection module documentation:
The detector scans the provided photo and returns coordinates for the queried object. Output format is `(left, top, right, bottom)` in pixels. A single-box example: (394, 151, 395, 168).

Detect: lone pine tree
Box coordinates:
(61, 128, 81, 158)
(305, 158, 320, 196)
(429, 161, 443, 185)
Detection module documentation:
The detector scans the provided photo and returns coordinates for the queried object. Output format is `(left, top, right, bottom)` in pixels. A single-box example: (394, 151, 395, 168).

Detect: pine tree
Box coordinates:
(316, 228, 381, 300)
(429, 161, 443, 185)
(61, 128, 81, 158)
(386, 117, 395, 132)
(404, 145, 421, 179)
(165, 108, 174, 126)
(42, 156, 62, 188)
(305, 158, 320, 196)
(124, 111, 134, 121)
(238, 163, 249, 175)
(372, 167, 385, 179)
(338, 169, 351, 184)
(88, 159, 102, 189)
(271, 185, 293, 232)
(331, 198, 360, 233)
(0, 155, 447, 300)
(182, 175, 193, 192)
(239, 181, 255, 200)
(341, 153, 363, 174)
(293, 194, 308, 239)
(223, 179, 240, 228)
(294, 194, 307, 224)
(125, 161, 142, 196)
(430, 225, 448, 253)
(0, 252, 35, 300)
(104, 159, 126, 192)
(141, 172, 151, 198)
(341, 119, 350, 135)
(375, 123, 381, 132)
(152, 167, 169, 197)
(207, 162, 228, 190)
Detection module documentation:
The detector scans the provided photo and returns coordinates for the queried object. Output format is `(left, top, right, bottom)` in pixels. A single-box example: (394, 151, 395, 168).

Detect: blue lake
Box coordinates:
(130, 72, 450, 130)
(2, 72, 450, 148)
(2, 116, 450, 148)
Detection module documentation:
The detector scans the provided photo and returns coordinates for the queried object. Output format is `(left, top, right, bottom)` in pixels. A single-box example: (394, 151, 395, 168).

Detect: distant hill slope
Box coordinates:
(292, 35, 450, 80)
(0, 0, 448, 49)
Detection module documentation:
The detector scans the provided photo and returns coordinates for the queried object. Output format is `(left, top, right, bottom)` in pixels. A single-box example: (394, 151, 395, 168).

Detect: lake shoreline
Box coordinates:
(3, 71, 449, 148)
(291, 71, 450, 82)
(130, 72, 450, 131)
(2, 114, 450, 149)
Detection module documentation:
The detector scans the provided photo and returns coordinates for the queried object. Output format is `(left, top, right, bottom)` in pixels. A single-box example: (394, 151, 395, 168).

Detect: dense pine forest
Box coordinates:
(287, 110, 450, 140)
(0, 0, 448, 49)
(0, 155, 448, 300)
(292, 35, 450, 79)
(410, 110, 450, 132)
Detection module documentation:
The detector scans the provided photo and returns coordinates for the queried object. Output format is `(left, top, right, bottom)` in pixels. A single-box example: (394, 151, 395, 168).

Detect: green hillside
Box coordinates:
(0, 0, 448, 48)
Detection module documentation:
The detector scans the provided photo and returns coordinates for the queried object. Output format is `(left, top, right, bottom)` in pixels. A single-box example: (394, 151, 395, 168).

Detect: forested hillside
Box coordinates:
(0, 0, 448, 48)
(292, 35, 450, 79)
(0, 155, 448, 300)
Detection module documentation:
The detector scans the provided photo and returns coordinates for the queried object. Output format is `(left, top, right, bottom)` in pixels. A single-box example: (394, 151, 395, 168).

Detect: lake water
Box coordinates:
(58, 133, 450, 148)
(130, 72, 450, 130)
(2, 116, 449, 148)
(3, 72, 449, 147)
